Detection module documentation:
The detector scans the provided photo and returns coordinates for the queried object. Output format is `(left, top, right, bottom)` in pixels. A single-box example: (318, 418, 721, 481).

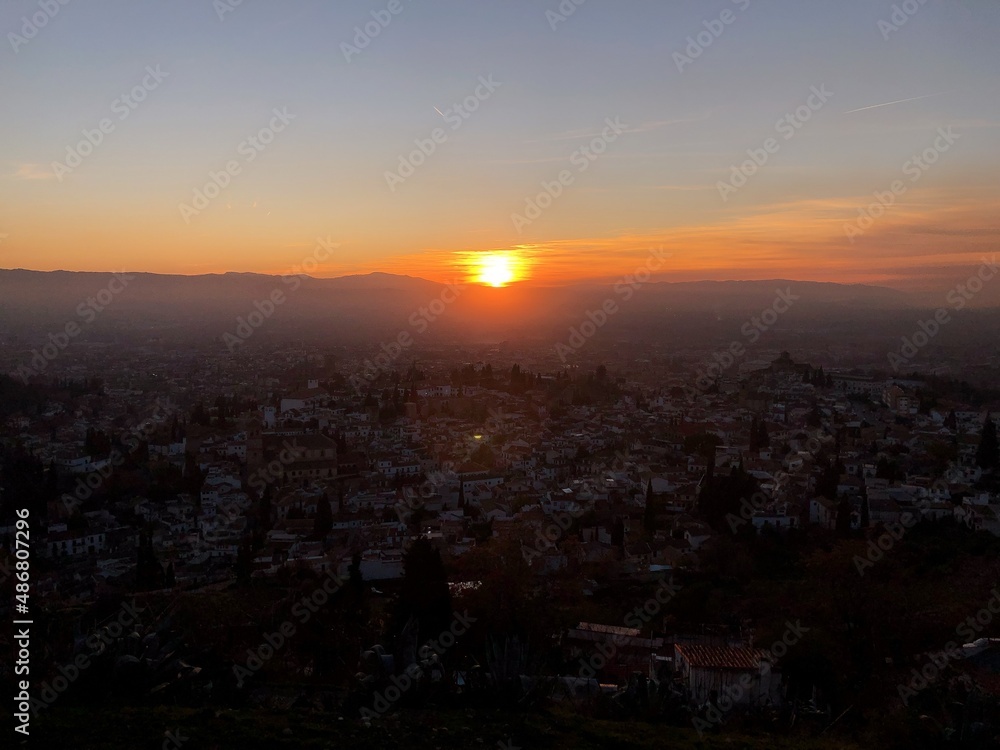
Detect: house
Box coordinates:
(284, 434, 339, 483)
(809, 496, 837, 528)
(380, 457, 422, 478)
(683, 522, 713, 550)
(751, 504, 799, 531)
(358, 549, 405, 580)
(831, 375, 885, 398)
(883, 385, 915, 414)
(869, 498, 905, 525)
(44, 529, 108, 558)
(564, 622, 664, 684)
(674, 644, 781, 706)
(280, 385, 329, 414)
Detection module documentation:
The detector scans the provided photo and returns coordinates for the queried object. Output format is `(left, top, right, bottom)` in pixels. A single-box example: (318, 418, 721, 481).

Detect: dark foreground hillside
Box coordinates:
(32, 705, 866, 750)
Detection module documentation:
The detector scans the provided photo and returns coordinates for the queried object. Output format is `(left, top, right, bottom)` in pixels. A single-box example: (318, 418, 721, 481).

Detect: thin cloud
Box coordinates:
(530, 116, 701, 144)
(643, 183, 717, 192)
(14, 163, 56, 181)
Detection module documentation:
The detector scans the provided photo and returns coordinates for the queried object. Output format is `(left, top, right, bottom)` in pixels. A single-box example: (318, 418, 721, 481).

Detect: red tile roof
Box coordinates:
(675, 644, 771, 670)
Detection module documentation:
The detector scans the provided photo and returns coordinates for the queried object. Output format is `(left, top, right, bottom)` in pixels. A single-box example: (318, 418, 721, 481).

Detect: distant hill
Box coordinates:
(0, 268, 994, 347)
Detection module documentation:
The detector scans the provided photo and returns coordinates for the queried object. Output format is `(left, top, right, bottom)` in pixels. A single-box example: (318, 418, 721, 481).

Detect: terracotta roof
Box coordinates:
(285, 388, 328, 400)
(577, 622, 641, 637)
(675, 644, 771, 670)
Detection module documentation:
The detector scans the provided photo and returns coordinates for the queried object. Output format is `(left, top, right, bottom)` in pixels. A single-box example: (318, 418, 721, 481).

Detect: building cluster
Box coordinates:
(3, 345, 999, 705)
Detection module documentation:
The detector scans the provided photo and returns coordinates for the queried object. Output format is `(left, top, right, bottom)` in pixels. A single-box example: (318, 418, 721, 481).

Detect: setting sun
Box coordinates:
(475, 252, 517, 287)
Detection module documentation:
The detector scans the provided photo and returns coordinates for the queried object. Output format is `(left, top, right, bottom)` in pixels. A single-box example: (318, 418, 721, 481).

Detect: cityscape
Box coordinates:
(3, 1, 1000, 749)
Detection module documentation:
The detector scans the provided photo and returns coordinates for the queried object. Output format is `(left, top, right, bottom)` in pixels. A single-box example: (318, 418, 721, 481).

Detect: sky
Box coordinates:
(1, 0, 998, 290)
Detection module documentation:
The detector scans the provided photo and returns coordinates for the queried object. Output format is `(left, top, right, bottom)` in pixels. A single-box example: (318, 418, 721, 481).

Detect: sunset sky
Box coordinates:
(2, 0, 998, 290)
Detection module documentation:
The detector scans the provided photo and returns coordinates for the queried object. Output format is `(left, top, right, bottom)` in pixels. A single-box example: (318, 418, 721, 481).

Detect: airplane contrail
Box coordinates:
(844, 92, 949, 114)
(433, 106, 445, 117)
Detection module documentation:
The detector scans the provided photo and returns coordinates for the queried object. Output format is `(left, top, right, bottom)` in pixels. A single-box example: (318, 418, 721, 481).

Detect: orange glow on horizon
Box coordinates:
(1, 187, 996, 294)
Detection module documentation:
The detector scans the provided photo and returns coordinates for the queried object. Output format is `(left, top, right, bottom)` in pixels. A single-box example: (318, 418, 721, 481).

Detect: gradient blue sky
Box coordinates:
(2, 0, 998, 288)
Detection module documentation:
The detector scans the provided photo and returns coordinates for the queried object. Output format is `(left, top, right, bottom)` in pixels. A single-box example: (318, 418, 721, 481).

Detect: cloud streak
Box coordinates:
(843, 91, 950, 114)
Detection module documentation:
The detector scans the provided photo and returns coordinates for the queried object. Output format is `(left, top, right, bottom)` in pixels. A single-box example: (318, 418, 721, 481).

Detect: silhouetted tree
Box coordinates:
(700, 457, 760, 531)
(977, 416, 998, 471)
(314, 493, 333, 536)
(191, 401, 210, 426)
(685, 432, 721, 456)
(471, 442, 494, 468)
(391, 538, 452, 647)
(836, 497, 854, 537)
(183, 451, 205, 496)
(750, 417, 770, 451)
(876, 457, 898, 482)
(611, 517, 625, 551)
(349, 552, 364, 602)
(235, 542, 253, 583)
(643, 479, 656, 534)
(135, 528, 165, 591)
